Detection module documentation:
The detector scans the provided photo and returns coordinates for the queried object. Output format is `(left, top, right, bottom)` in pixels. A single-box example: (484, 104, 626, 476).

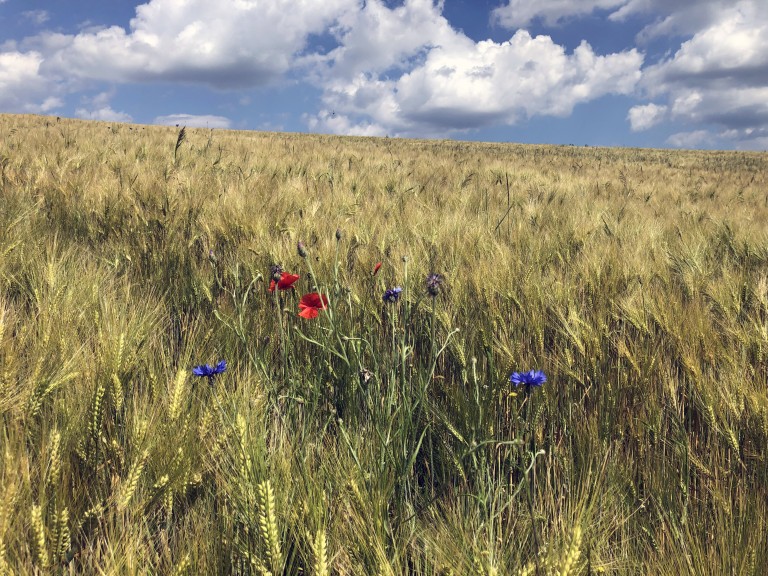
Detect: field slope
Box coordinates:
(1, 113, 768, 574)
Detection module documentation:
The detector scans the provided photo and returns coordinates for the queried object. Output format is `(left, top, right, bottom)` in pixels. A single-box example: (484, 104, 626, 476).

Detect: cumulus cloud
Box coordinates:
(492, 0, 626, 29)
(309, 0, 642, 137)
(666, 130, 713, 148)
(39, 0, 357, 89)
(72, 90, 132, 123)
(76, 106, 133, 123)
(0, 50, 62, 113)
(154, 114, 232, 129)
(306, 110, 387, 137)
(632, 1, 768, 144)
(0, 0, 362, 125)
(5, 0, 762, 148)
(612, 0, 746, 41)
(627, 103, 667, 131)
(491, 0, 735, 38)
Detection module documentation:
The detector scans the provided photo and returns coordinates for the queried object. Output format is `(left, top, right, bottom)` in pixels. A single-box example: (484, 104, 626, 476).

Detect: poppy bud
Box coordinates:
(297, 241, 307, 258)
(335, 228, 342, 241)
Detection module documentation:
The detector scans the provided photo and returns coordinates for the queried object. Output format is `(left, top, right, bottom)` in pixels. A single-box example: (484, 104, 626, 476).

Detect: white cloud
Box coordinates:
(627, 103, 667, 131)
(612, 0, 746, 40)
(39, 0, 357, 88)
(309, 0, 457, 80)
(666, 130, 713, 148)
(73, 89, 132, 123)
(642, 3, 768, 90)
(0, 50, 62, 113)
(76, 106, 133, 123)
(633, 1, 768, 145)
(309, 1, 643, 137)
(491, 0, 752, 42)
(154, 114, 232, 129)
(22, 10, 49, 25)
(306, 110, 387, 137)
(492, 0, 626, 29)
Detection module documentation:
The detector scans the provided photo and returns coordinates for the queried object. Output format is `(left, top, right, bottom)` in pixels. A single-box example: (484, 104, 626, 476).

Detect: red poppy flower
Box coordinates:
(298, 292, 329, 319)
(373, 262, 382, 276)
(269, 272, 300, 292)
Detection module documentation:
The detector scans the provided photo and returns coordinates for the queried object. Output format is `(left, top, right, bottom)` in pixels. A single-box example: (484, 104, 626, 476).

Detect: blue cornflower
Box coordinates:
(510, 369, 547, 388)
(193, 360, 227, 383)
(383, 286, 403, 303)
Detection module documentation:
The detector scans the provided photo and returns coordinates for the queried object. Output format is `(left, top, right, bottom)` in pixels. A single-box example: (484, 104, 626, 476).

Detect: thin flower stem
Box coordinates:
(430, 295, 437, 370)
(524, 384, 543, 576)
(401, 257, 409, 394)
(276, 290, 289, 385)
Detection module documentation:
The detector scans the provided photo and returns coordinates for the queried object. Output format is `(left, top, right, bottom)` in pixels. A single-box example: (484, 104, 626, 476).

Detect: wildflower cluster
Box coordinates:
(273, 257, 548, 392)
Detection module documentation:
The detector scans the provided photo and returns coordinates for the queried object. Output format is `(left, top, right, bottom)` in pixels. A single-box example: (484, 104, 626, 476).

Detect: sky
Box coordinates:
(1, 0, 767, 150)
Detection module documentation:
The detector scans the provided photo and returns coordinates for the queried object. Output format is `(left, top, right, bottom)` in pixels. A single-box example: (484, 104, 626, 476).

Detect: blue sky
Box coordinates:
(1, 0, 766, 150)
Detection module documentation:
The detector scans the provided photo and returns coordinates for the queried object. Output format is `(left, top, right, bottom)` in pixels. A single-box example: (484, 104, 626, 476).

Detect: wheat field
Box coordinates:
(1, 113, 768, 574)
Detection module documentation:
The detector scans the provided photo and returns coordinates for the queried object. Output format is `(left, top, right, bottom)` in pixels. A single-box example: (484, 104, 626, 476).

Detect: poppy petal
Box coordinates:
(277, 272, 300, 290)
(298, 306, 319, 319)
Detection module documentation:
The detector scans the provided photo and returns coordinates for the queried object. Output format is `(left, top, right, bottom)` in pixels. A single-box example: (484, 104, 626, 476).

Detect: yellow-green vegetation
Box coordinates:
(1, 112, 767, 574)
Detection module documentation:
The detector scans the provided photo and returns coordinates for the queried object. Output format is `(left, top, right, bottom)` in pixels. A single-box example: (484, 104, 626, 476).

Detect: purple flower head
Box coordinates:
(270, 264, 284, 283)
(383, 286, 403, 304)
(426, 273, 443, 297)
(510, 369, 547, 388)
(193, 360, 227, 383)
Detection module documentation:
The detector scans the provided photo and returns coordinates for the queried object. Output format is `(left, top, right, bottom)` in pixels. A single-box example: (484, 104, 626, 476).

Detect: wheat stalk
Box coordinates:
(311, 527, 329, 576)
(111, 372, 124, 412)
(46, 429, 62, 491)
(118, 449, 150, 511)
(30, 504, 48, 570)
(258, 480, 282, 574)
(169, 369, 187, 422)
(172, 553, 191, 575)
(54, 507, 70, 565)
(558, 525, 582, 576)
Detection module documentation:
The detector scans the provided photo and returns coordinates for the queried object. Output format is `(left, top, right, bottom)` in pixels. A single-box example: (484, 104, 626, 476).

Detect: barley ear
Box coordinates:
(174, 126, 186, 162)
